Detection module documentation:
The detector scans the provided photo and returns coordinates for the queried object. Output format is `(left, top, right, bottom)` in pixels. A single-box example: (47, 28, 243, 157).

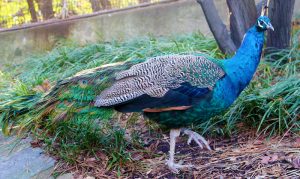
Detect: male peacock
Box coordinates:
(1, 16, 273, 173)
(94, 16, 274, 172)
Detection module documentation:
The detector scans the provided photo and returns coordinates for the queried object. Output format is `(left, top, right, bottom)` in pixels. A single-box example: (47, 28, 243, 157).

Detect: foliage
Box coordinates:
(0, 32, 299, 171)
(0, 0, 161, 28)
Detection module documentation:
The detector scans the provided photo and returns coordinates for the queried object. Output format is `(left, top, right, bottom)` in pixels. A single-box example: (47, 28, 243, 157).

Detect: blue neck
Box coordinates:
(223, 26, 265, 94)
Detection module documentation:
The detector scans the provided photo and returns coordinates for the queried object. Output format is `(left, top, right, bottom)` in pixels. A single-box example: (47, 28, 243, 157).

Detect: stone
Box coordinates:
(0, 134, 56, 179)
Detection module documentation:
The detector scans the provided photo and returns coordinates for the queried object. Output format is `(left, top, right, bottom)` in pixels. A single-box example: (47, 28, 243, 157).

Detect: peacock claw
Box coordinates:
(183, 129, 212, 151)
(166, 160, 194, 174)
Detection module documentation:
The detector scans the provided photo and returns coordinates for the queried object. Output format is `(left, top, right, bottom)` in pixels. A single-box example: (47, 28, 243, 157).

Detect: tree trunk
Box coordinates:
(90, 0, 111, 11)
(26, 0, 38, 22)
(267, 0, 295, 49)
(89, 0, 101, 12)
(61, 0, 68, 19)
(99, 0, 111, 9)
(196, 0, 237, 54)
(139, 0, 151, 3)
(256, 0, 268, 17)
(35, 0, 54, 20)
(227, 0, 257, 47)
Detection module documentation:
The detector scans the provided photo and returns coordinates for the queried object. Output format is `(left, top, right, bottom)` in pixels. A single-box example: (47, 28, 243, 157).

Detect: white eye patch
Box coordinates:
(258, 20, 264, 28)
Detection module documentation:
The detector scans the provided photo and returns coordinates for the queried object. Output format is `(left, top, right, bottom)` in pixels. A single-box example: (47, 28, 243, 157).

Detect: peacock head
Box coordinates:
(256, 16, 274, 31)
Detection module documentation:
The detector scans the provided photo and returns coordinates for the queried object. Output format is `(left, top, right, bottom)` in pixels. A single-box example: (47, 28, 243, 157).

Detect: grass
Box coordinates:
(0, 32, 299, 174)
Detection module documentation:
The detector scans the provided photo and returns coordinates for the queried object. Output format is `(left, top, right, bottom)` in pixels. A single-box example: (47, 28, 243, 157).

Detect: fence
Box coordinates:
(0, 0, 162, 29)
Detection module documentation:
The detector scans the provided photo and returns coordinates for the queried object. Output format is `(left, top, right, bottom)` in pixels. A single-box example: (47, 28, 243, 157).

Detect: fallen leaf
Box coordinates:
(283, 132, 291, 137)
(86, 157, 96, 162)
(292, 138, 300, 148)
(95, 151, 107, 161)
(215, 147, 222, 151)
(229, 157, 236, 161)
(131, 152, 144, 161)
(30, 140, 41, 148)
(147, 140, 159, 152)
(253, 140, 264, 145)
(261, 156, 271, 164)
(292, 157, 300, 168)
(270, 154, 278, 162)
(264, 165, 282, 177)
(232, 148, 241, 153)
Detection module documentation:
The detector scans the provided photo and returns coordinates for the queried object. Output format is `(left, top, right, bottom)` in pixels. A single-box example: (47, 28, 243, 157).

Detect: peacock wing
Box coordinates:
(94, 55, 225, 111)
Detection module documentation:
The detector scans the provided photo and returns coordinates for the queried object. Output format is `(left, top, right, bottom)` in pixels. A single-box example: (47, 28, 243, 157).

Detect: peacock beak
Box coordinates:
(267, 23, 274, 31)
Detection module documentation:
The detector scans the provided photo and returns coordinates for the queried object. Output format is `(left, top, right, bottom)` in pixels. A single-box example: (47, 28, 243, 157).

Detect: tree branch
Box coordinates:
(256, 0, 268, 16)
(196, 0, 237, 54)
(89, 0, 101, 12)
(27, 0, 38, 22)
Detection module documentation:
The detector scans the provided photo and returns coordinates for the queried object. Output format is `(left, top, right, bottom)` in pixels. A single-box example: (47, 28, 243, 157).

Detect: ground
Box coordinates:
(52, 117, 300, 179)
(0, 100, 299, 179)
(0, 134, 55, 179)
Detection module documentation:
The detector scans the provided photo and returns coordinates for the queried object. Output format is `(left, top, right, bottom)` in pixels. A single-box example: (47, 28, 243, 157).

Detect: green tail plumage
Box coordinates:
(0, 60, 148, 133)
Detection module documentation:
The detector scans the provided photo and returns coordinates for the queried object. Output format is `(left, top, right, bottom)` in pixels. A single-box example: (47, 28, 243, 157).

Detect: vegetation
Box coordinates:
(0, 0, 159, 28)
(0, 32, 299, 172)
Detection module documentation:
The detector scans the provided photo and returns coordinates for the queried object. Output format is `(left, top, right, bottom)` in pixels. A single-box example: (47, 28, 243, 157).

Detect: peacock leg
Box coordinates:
(183, 129, 212, 150)
(166, 129, 193, 173)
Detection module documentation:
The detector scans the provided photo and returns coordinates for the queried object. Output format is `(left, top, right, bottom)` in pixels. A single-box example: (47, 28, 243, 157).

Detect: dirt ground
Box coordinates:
(138, 132, 300, 178)
(52, 117, 300, 179)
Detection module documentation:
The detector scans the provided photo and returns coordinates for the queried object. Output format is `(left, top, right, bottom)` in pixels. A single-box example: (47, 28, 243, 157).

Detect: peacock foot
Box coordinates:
(166, 159, 193, 174)
(183, 129, 212, 150)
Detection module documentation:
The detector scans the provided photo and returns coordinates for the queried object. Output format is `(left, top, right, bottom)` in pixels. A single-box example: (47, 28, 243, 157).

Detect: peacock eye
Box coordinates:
(258, 20, 264, 28)
(82, 80, 88, 84)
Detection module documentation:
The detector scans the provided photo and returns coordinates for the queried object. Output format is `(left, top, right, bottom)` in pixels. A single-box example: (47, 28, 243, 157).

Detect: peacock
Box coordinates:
(93, 15, 274, 172)
(0, 16, 274, 173)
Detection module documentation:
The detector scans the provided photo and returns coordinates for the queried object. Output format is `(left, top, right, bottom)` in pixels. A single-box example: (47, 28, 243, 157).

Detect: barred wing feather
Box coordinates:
(94, 55, 225, 108)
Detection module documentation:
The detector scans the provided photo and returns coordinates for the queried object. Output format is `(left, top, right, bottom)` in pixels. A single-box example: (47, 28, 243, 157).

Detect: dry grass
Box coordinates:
(49, 116, 300, 178)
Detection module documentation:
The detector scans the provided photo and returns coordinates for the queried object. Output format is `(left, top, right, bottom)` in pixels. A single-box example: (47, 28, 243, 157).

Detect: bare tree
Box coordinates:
(26, 0, 38, 22)
(196, 0, 295, 54)
(227, 0, 257, 47)
(267, 0, 295, 49)
(89, 0, 101, 12)
(196, 0, 236, 54)
(61, 0, 68, 19)
(256, 0, 268, 16)
(139, 0, 151, 3)
(99, 0, 111, 9)
(35, 0, 54, 20)
(89, 0, 111, 12)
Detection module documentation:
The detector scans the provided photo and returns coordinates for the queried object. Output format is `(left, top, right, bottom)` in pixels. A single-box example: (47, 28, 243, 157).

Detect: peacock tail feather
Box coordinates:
(0, 59, 144, 135)
(0, 53, 225, 134)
